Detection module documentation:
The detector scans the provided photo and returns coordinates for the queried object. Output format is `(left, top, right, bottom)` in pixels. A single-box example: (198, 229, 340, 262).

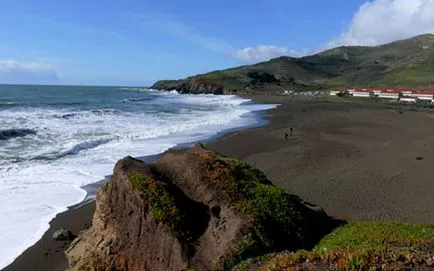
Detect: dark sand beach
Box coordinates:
(2, 202, 95, 271)
(3, 95, 434, 271)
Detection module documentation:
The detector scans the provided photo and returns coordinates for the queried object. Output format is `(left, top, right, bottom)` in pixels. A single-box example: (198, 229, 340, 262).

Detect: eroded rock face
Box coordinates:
(66, 145, 340, 271)
(151, 79, 224, 94)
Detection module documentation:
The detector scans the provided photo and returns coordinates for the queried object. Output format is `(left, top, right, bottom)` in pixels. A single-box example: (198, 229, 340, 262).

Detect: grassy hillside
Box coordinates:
(152, 34, 434, 93)
(234, 222, 434, 270)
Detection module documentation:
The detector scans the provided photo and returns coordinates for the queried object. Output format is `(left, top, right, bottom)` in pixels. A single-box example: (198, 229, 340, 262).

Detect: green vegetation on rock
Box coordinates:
(198, 152, 335, 269)
(239, 222, 434, 270)
(129, 172, 179, 225)
(129, 170, 211, 257)
(127, 152, 434, 270)
(315, 221, 434, 253)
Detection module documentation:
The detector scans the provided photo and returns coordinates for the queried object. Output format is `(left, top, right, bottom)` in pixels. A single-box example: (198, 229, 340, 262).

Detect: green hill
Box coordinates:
(151, 34, 434, 94)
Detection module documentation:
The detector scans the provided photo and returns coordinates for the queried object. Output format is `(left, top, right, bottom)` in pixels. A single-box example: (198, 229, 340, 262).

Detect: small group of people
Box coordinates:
(284, 127, 293, 140)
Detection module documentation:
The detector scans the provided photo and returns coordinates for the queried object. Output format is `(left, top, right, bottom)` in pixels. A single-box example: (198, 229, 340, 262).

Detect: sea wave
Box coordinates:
(122, 97, 153, 103)
(119, 87, 150, 92)
(51, 109, 124, 120)
(0, 128, 37, 141)
(65, 138, 112, 156)
(0, 89, 278, 269)
(32, 138, 112, 161)
(0, 102, 25, 108)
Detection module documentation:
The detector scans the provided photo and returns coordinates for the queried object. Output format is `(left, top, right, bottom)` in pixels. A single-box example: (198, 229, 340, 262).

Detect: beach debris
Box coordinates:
(416, 156, 424, 160)
(53, 228, 76, 241)
(285, 127, 294, 139)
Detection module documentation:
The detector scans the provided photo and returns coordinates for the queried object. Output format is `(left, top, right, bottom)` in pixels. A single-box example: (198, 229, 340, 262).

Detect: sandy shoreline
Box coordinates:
(3, 95, 434, 271)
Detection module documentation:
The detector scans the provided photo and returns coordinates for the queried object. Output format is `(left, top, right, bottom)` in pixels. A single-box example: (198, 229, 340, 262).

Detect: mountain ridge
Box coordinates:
(151, 34, 434, 94)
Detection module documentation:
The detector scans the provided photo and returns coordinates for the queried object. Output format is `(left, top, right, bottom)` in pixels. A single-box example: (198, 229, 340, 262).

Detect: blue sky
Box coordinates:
(0, 0, 433, 86)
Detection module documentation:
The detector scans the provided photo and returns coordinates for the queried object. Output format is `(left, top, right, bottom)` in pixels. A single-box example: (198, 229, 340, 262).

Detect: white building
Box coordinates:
(333, 88, 434, 101)
(399, 97, 417, 103)
(406, 91, 434, 101)
(351, 90, 371, 97)
(377, 90, 399, 99)
(371, 89, 382, 96)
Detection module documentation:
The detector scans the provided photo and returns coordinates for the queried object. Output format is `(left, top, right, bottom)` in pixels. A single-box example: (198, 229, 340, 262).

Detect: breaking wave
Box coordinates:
(0, 86, 278, 269)
(0, 129, 37, 141)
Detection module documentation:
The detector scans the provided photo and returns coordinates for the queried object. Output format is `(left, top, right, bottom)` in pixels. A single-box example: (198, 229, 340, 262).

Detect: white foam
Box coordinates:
(0, 92, 277, 269)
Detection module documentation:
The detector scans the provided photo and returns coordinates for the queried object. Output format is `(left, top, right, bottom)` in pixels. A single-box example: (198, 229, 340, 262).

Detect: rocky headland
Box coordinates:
(64, 141, 434, 270)
(151, 34, 434, 94)
(65, 144, 341, 271)
(151, 78, 225, 94)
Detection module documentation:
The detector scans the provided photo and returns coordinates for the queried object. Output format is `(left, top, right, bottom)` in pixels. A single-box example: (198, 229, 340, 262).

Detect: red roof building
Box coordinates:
(342, 88, 434, 101)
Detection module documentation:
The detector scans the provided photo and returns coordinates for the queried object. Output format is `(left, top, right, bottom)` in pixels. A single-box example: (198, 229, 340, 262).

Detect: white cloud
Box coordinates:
(324, 0, 434, 49)
(0, 60, 55, 72)
(132, 1, 434, 66)
(233, 45, 308, 64)
(234, 0, 434, 64)
(134, 12, 309, 63)
(0, 60, 58, 84)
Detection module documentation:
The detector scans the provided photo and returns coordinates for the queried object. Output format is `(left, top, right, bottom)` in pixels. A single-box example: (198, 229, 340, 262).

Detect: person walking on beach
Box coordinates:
(284, 130, 289, 140)
(290, 127, 293, 137)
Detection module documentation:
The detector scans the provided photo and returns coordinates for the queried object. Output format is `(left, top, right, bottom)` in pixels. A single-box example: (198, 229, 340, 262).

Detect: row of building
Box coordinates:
(330, 88, 434, 103)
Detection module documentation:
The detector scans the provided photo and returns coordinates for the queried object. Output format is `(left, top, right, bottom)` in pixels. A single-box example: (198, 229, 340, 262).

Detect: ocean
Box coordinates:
(0, 84, 276, 268)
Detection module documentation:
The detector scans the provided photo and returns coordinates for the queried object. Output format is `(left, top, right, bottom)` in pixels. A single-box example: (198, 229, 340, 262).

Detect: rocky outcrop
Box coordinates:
(66, 144, 342, 271)
(151, 78, 225, 94)
(52, 228, 76, 241)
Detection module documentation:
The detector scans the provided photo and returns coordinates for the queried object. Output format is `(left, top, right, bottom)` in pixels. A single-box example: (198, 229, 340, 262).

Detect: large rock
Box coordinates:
(66, 144, 341, 271)
(52, 228, 76, 241)
(151, 78, 224, 94)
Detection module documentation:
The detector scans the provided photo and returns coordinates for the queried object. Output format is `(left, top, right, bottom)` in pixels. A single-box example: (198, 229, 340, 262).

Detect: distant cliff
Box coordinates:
(66, 144, 339, 271)
(151, 78, 224, 94)
(152, 34, 434, 94)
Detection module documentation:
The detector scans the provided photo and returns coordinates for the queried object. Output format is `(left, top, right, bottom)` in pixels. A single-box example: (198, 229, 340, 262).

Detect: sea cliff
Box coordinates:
(151, 78, 225, 94)
(65, 144, 339, 271)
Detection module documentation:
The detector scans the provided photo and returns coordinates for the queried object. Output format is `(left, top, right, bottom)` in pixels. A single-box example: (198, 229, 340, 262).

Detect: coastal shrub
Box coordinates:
(198, 152, 332, 268)
(129, 172, 179, 225)
(315, 221, 434, 253)
(129, 152, 340, 270)
(246, 71, 279, 85)
(129, 171, 210, 256)
(241, 222, 434, 270)
(231, 253, 276, 271)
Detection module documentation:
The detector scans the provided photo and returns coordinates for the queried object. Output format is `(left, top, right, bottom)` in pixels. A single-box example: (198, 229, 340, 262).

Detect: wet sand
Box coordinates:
(2, 202, 94, 271)
(3, 95, 434, 271)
